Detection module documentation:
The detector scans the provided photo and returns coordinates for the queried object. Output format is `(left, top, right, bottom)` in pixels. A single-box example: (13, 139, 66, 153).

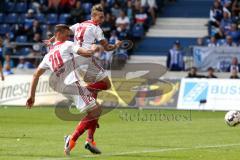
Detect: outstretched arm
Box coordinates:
(76, 45, 101, 57)
(26, 68, 46, 109)
(99, 39, 122, 51)
(42, 36, 55, 46)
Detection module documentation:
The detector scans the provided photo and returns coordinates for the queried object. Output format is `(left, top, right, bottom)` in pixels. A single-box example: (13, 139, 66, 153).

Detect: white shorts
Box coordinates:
(65, 57, 107, 112)
(68, 81, 97, 113)
(77, 56, 108, 83)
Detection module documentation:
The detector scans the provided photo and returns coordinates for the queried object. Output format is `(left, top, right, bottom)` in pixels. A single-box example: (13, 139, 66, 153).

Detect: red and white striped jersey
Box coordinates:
(38, 41, 81, 84)
(39, 41, 79, 71)
(70, 20, 105, 49)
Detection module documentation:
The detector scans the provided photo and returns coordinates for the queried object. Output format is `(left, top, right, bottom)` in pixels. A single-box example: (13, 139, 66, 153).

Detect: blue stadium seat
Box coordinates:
(47, 14, 58, 25)
(5, 14, 18, 24)
(82, 3, 93, 14)
(131, 24, 144, 38)
(0, 13, 3, 24)
(35, 13, 46, 24)
(15, 2, 28, 13)
(59, 14, 70, 24)
(0, 24, 10, 35)
(19, 48, 31, 55)
(5, 2, 15, 13)
(40, 24, 48, 33)
(16, 36, 27, 43)
(218, 39, 226, 45)
(18, 14, 26, 24)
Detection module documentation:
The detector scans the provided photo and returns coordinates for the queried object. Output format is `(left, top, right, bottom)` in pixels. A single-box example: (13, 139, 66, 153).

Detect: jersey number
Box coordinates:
(76, 26, 87, 46)
(49, 50, 63, 71)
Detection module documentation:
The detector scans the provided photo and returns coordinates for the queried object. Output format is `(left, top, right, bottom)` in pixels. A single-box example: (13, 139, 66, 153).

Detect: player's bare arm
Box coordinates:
(26, 68, 46, 109)
(0, 62, 4, 81)
(76, 44, 101, 57)
(99, 39, 122, 51)
(77, 48, 94, 57)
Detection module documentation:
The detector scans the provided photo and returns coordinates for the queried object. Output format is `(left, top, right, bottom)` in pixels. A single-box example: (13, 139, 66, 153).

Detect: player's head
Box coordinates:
(54, 24, 71, 41)
(91, 4, 105, 25)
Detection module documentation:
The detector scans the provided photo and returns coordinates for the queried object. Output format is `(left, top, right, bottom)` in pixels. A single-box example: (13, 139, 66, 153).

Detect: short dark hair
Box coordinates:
(54, 24, 70, 33)
(207, 67, 214, 71)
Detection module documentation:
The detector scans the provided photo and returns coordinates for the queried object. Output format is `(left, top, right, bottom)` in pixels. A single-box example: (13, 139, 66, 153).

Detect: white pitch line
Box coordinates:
(82, 143, 240, 158)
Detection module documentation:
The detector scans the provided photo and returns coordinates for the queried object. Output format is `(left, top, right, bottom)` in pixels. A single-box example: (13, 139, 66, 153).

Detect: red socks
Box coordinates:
(88, 81, 108, 91)
(71, 117, 99, 143)
(71, 116, 91, 142)
(86, 119, 99, 142)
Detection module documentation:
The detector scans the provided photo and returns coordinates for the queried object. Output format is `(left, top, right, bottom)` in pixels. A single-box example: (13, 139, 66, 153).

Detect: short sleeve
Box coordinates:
(70, 23, 78, 34)
(95, 26, 105, 41)
(38, 56, 49, 70)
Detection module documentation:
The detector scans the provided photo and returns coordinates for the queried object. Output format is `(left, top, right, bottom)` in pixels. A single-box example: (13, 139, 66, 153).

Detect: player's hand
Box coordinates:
(26, 97, 35, 109)
(115, 40, 122, 48)
(42, 40, 52, 46)
(91, 44, 100, 52)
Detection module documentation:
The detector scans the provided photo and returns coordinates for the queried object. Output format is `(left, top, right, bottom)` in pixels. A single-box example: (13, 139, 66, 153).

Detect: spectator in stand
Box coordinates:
(31, 33, 42, 43)
(116, 10, 130, 32)
(2, 33, 12, 56)
(209, 0, 223, 35)
(0, 37, 4, 81)
(0, 37, 3, 63)
(223, 35, 237, 46)
(141, 0, 157, 24)
(3, 55, 14, 69)
(166, 40, 185, 71)
(117, 27, 129, 40)
(30, 0, 41, 13)
(17, 56, 34, 69)
(29, 33, 42, 57)
(26, 20, 42, 41)
(101, 13, 114, 39)
(228, 57, 240, 72)
(218, 59, 231, 72)
(69, 1, 84, 24)
(111, 2, 121, 18)
(135, 7, 149, 30)
(0, 61, 4, 81)
(220, 0, 232, 13)
(58, 0, 76, 13)
(125, 1, 134, 23)
(48, 0, 60, 13)
(25, 9, 35, 30)
(100, 0, 111, 13)
(30, 0, 48, 13)
(230, 68, 240, 78)
(196, 37, 205, 46)
(3, 55, 14, 75)
(232, 0, 240, 17)
(206, 67, 218, 78)
(186, 67, 205, 78)
(208, 36, 219, 47)
(3, 63, 13, 75)
(218, 10, 232, 38)
(226, 23, 240, 44)
(13, 24, 27, 38)
(109, 30, 119, 44)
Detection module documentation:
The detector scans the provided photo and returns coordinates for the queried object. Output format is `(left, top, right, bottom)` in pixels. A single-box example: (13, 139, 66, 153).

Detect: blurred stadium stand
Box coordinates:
(0, 0, 166, 70)
(132, 0, 211, 57)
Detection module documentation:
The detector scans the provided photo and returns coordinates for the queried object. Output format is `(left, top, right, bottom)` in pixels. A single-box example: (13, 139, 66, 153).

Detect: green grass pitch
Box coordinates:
(0, 106, 240, 160)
